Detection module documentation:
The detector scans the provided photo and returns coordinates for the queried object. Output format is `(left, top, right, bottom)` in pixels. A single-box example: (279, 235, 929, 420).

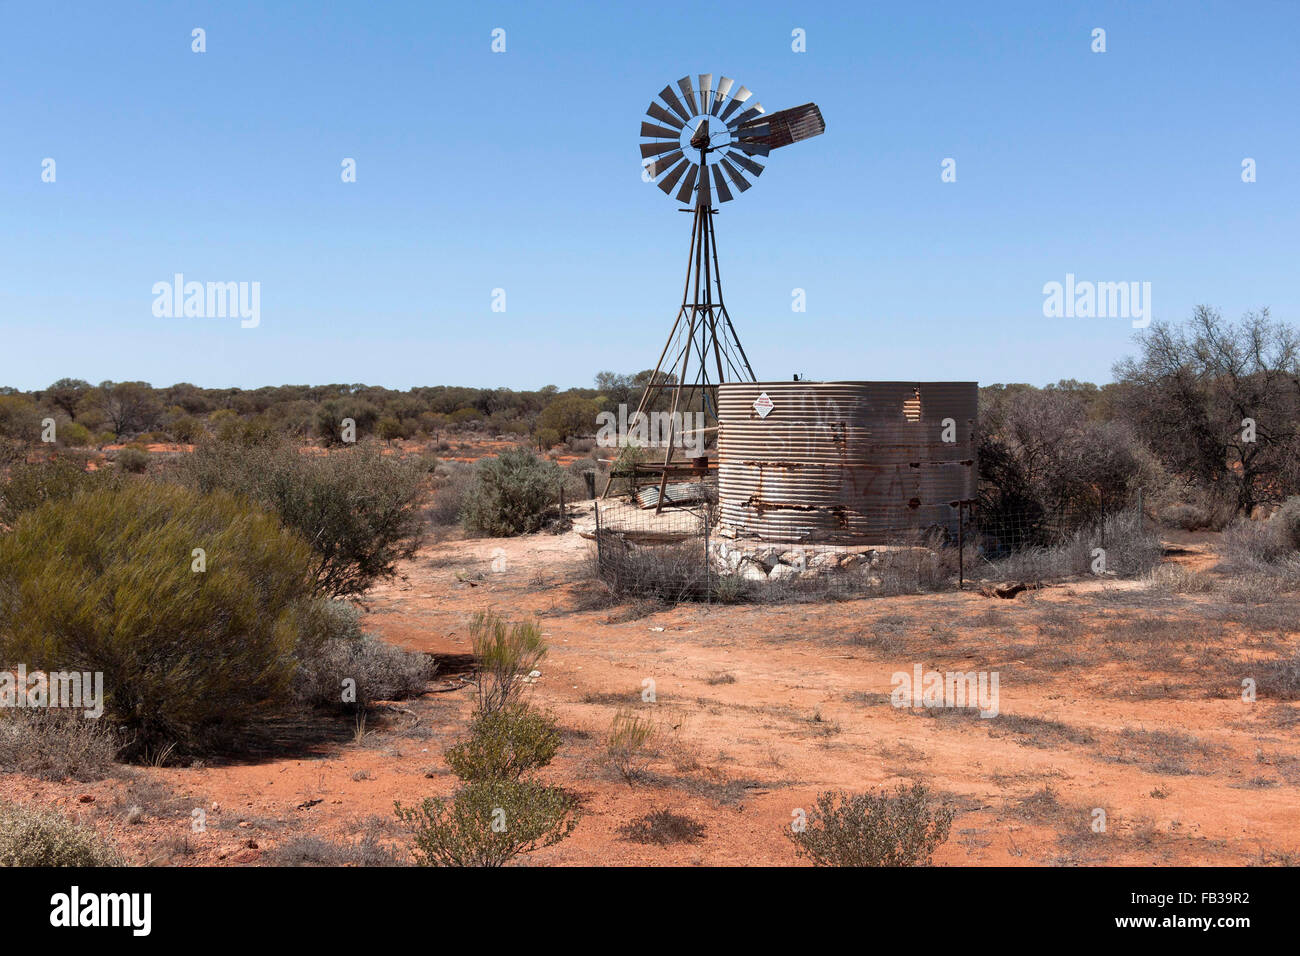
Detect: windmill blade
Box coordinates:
(728, 103, 765, 129)
(711, 165, 734, 203)
(658, 85, 691, 123)
(719, 157, 751, 192)
(647, 101, 684, 130)
(699, 74, 712, 112)
(640, 140, 680, 159)
(712, 76, 734, 114)
(733, 140, 771, 157)
(736, 103, 826, 150)
(726, 150, 765, 177)
(676, 76, 698, 115)
(735, 124, 771, 143)
(657, 159, 690, 195)
(674, 164, 699, 204)
(641, 121, 681, 140)
(644, 151, 684, 178)
(718, 85, 750, 122)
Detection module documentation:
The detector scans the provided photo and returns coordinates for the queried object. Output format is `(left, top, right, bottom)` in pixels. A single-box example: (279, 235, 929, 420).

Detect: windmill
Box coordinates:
(620, 73, 825, 506)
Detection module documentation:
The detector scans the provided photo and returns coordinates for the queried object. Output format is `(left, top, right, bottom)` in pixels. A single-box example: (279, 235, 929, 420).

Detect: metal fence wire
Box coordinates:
(593, 490, 1149, 601)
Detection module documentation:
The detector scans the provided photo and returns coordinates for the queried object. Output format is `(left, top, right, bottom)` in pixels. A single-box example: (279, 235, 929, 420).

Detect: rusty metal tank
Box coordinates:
(716, 381, 977, 543)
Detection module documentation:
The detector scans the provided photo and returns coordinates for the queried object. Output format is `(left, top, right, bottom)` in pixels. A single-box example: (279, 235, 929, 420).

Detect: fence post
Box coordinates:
(703, 507, 711, 604)
(957, 502, 965, 590)
(594, 500, 603, 579)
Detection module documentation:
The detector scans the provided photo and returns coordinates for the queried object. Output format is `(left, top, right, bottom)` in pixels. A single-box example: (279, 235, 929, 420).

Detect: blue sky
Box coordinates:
(1, 0, 1296, 392)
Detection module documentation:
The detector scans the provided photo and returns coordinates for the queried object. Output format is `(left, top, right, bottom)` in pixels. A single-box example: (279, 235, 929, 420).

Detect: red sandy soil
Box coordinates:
(4, 522, 1298, 867)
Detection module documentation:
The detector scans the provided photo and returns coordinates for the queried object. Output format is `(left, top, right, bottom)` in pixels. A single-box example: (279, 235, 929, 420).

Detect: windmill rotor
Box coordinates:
(641, 75, 825, 206)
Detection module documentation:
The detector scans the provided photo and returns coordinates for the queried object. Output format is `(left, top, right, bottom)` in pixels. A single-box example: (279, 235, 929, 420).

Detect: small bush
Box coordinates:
(0, 801, 122, 866)
(395, 779, 579, 867)
(0, 483, 329, 757)
(267, 833, 401, 867)
(596, 537, 711, 603)
(606, 707, 655, 784)
(1145, 563, 1214, 594)
(1259, 655, 1300, 700)
(444, 707, 561, 783)
(1220, 517, 1300, 587)
(58, 422, 93, 448)
(115, 446, 150, 473)
(295, 601, 435, 708)
(1273, 497, 1300, 550)
(986, 512, 1161, 582)
(1161, 502, 1211, 531)
(426, 462, 475, 527)
(619, 809, 706, 845)
(460, 449, 561, 537)
(469, 611, 547, 715)
(0, 712, 117, 785)
(788, 783, 955, 867)
(0, 711, 119, 782)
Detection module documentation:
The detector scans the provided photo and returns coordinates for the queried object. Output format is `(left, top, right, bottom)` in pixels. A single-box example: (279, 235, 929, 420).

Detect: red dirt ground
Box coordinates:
(6, 521, 1297, 867)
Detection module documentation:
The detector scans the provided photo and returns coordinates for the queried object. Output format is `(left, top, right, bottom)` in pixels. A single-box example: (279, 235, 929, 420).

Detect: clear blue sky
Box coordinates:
(1, 0, 1296, 392)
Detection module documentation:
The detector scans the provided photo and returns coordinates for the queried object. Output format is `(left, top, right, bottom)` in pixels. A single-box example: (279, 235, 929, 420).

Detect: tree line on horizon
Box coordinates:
(2, 306, 1298, 526)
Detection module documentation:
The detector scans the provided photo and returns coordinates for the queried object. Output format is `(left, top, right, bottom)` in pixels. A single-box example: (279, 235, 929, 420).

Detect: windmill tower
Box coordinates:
(620, 74, 826, 506)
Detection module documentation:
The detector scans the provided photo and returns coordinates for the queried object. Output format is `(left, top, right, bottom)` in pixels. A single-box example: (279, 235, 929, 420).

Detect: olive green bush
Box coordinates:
(394, 779, 578, 867)
(174, 439, 427, 597)
(787, 783, 955, 867)
(468, 611, 547, 715)
(0, 483, 329, 757)
(0, 455, 118, 528)
(460, 449, 561, 537)
(444, 707, 561, 783)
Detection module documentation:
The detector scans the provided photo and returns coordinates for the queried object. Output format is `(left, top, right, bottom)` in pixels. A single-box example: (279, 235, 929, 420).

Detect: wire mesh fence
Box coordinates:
(592, 487, 1154, 602)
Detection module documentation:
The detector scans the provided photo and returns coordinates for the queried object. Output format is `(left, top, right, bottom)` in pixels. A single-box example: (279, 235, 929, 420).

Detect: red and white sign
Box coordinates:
(753, 391, 774, 419)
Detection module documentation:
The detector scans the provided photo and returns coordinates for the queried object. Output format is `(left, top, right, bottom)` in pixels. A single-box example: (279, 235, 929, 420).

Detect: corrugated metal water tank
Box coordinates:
(717, 381, 977, 543)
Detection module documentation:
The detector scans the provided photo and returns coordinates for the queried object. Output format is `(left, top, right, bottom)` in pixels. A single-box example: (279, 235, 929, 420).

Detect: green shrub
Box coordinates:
(174, 439, 426, 597)
(445, 707, 561, 783)
(460, 449, 561, 537)
(0, 483, 329, 757)
(468, 611, 547, 715)
(295, 600, 435, 707)
(0, 456, 117, 528)
(168, 415, 204, 444)
(788, 783, 954, 866)
(0, 801, 122, 866)
(394, 778, 579, 867)
(0, 395, 41, 442)
(115, 446, 149, 473)
(315, 399, 379, 445)
(58, 422, 93, 448)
